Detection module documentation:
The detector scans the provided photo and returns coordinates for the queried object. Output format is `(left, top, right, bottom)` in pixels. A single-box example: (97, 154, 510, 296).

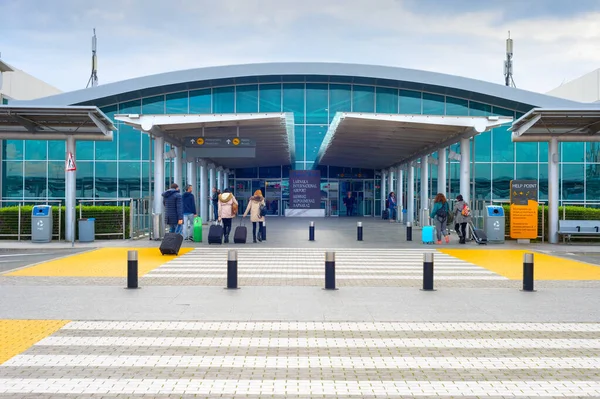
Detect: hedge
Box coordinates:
(0, 205, 130, 240)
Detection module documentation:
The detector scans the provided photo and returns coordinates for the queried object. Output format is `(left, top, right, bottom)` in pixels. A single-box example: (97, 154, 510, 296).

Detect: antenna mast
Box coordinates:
(86, 29, 98, 88)
(504, 31, 516, 87)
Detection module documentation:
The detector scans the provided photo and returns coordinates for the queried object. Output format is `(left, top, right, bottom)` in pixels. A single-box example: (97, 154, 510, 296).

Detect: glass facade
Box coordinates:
(3, 75, 598, 209)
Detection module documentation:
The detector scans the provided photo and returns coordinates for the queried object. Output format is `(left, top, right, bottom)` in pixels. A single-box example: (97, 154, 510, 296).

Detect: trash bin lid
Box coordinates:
(88, 218, 96, 221)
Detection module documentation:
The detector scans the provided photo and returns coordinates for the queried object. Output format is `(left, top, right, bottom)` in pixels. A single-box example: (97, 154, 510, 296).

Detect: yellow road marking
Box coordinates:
(0, 320, 68, 364)
(441, 249, 600, 280)
(5, 248, 192, 278)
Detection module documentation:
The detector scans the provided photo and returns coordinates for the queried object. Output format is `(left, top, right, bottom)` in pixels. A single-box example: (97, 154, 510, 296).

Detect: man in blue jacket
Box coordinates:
(162, 183, 183, 234)
(182, 184, 197, 240)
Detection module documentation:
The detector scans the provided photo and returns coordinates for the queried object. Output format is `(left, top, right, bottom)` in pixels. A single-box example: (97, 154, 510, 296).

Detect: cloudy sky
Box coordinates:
(1, 0, 600, 94)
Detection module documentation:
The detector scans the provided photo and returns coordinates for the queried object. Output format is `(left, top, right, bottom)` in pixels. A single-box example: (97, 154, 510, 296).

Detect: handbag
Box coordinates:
(259, 202, 267, 217)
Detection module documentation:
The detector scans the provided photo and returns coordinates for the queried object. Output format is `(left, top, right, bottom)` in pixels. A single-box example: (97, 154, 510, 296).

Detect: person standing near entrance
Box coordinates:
(182, 185, 196, 241)
(211, 187, 220, 222)
(430, 193, 450, 244)
(218, 188, 238, 243)
(343, 191, 355, 216)
(453, 194, 471, 244)
(243, 189, 266, 243)
(387, 192, 397, 223)
(162, 183, 183, 234)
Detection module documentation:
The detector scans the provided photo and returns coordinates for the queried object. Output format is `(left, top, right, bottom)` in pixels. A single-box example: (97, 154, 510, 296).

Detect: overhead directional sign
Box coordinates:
(185, 137, 256, 148)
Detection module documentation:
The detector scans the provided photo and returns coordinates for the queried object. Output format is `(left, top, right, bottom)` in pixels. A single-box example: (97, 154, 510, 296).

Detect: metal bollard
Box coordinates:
(226, 250, 239, 289)
(522, 253, 535, 292)
(324, 251, 337, 290)
(406, 221, 413, 241)
(261, 220, 267, 241)
(127, 250, 139, 289)
(309, 221, 315, 241)
(421, 253, 435, 291)
(357, 222, 363, 241)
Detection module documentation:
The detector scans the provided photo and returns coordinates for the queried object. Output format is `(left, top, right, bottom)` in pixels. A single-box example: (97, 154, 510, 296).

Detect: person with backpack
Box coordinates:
(242, 189, 266, 243)
(387, 192, 397, 223)
(217, 188, 238, 243)
(429, 193, 450, 244)
(453, 194, 471, 244)
(181, 184, 197, 241)
(162, 183, 183, 234)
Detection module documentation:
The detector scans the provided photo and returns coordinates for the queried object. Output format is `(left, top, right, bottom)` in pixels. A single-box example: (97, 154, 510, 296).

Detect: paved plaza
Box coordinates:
(1, 218, 600, 397)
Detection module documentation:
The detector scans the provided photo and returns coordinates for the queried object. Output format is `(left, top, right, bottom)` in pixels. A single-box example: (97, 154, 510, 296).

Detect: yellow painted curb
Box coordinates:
(440, 249, 600, 280)
(0, 320, 69, 364)
(5, 247, 193, 278)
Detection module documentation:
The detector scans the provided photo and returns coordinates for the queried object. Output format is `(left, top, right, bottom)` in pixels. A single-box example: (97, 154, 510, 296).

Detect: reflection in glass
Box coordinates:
(352, 85, 375, 113)
(25, 141, 47, 161)
(306, 84, 328, 124)
(236, 85, 259, 113)
(213, 86, 235, 113)
(166, 92, 188, 113)
(24, 161, 46, 197)
(283, 83, 305, 124)
(48, 161, 65, 198)
(492, 163, 514, 200)
(375, 87, 397, 114)
(95, 162, 118, 198)
(3, 161, 23, 198)
(562, 164, 584, 200)
(586, 164, 600, 202)
(399, 90, 421, 114)
(259, 84, 282, 112)
(422, 93, 444, 115)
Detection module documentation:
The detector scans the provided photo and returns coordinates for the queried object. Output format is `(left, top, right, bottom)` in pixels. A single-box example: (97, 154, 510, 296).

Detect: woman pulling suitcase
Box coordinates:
(217, 188, 238, 243)
(243, 190, 266, 243)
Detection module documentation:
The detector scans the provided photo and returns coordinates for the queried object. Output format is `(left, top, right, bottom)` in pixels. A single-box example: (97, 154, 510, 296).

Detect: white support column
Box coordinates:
(217, 167, 223, 191)
(387, 169, 393, 198)
(396, 166, 403, 222)
(209, 165, 216, 221)
(381, 170, 387, 211)
(187, 159, 197, 212)
(173, 146, 182, 190)
(420, 156, 429, 226)
(199, 161, 208, 222)
(153, 136, 165, 239)
(460, 137, 471, 204)
(224, 169, 230, 191)
(407, 165, 415, 224)
(548, 138, 559, 244)
(65, 136, 76, 242)
(437, 148, 447, 196)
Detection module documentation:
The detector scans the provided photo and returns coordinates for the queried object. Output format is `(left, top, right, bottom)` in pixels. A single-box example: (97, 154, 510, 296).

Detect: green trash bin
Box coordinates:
(193, 216, 202, 242)
(78, 218, 95, 243)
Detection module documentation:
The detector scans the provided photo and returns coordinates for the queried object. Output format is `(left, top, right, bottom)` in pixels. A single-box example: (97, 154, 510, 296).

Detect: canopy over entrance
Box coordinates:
(115, 113, 295, 168)
(511, 108, 600, 142)
(314, 113, 512, 169)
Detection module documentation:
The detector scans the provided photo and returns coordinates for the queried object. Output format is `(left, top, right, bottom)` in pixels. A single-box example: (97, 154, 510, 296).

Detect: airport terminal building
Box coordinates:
(8, 62, 600, 219)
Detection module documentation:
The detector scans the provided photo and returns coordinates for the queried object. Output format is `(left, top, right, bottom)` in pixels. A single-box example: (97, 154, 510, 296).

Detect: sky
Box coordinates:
(1, 0, 600, 94)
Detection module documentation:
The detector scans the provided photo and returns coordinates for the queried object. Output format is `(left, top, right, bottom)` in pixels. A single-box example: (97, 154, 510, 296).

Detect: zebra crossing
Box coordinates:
(143, 248, 506, 284)
(1, 321, 600, 397)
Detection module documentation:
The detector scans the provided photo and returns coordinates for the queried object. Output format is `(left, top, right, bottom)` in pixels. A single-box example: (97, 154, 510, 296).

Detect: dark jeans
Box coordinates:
(346, 206, 353, 216)
(212, 202, 218, 221)
(252, 221, 264, 240)
(222, 218, 232, 237)
(455, 222, 467, 239)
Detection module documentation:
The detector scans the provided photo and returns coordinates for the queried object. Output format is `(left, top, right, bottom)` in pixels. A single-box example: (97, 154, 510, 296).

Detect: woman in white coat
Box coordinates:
(243, 190, 266, 243)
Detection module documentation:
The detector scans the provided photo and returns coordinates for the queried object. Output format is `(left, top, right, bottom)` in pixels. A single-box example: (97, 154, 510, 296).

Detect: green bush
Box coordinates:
(0, 205, 130, 240)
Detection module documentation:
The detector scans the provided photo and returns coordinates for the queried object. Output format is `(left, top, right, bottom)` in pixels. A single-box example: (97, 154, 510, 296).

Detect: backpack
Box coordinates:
(232, 202, 238, 216)
(461, 204, 471, 217)
(435, 202, 448, 221)
(259, 202, 267, 217)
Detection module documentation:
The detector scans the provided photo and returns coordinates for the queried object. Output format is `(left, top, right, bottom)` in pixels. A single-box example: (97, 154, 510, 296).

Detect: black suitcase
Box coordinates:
(234, 221, 247, 244)
(160, 232, 184, 255)
(208, 223, 224, 245)
(382, 210, 389, 220)
(469, 222, 488, 245)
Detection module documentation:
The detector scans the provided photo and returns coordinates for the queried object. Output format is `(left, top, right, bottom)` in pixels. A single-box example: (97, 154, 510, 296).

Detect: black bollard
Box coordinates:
(522, 253, 535, 292)
(324, 251, 337, 290)
(406, 221, 413, 242)
(357, 222, 363, 241)
(262, 220, 267, 241)
(226, 249, 239, 289)
(127, 250, 139, 289)
(421, 252, 435, 291)
(309, 221, 315, 241)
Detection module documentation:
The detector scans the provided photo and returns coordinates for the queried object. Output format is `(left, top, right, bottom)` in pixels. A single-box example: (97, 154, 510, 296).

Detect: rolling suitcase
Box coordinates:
(422, 225, 435, 244)
(382, 210, 389, 220)
(193, 216, 203, 242)
(469, 222, 488, 245)
(160, 232, 184, 255)
(234, 220, 247, 244)
(208, 222, 224, 245)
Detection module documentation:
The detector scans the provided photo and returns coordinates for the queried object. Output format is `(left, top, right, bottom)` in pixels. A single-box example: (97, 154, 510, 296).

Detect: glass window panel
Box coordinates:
(24, 161, 46, 198)
(47, 161, 65, 198)
(469, 101, 491, 116)
(76, 161, 94, 198)
(25, 140, 47, 160)
(352, 85, 375, 113)
(119, 162, 141, 198)
(236, 84, 258, 113)
(562, 163, 584, 201)
(294, 125, 305, 162)
(259, 84, 282, 112)
(96, 127, 118, 160)
(449, 163, 460, 198)
(539, 141, 548, 162)
(492, 106, 515, 118)
(422, 93, 444, 115)
(306, 125, 327, 162)
(586, 143, 600, 163)
(399, 90, 421, 114)
(586, 164, 600, 202)
(306, 83, 328, 124)
(562, 142, 584, 162)
(119, 100, 141, 115)
(329, 84, 351, 122)
(539, 163, 548, 201)
(294, 162, 305, 171)
(492, 163, 514, 200)
(474, 131, 491, 162)
(165, 92, 188, 113)
(235, 167, 258, 179)
(282, 164, 292, 178)
(5, 140, 23, 160)
(141, 133, 154, 161)
(516, 142, 538, 162)
(76, 141, 94, 161)
(48, 141, 65, 161)
(258, 166, 282, 179)
(142, 161, 152, 198)
(516, 163, 538, 180)
(375, 87, 397, 114)
(474, 162, 491, 200)
(118, 124, 141, 161)
(283, 83, 305, 124)
(213, 86, 235, 113)
(445, 96, 469, 116)
(189, 89, 212, 113)
(95, 162, 118, 198)
(100, 105, 118, 124)
(3, 161, 23, 198)
(492, 126, 514, 162)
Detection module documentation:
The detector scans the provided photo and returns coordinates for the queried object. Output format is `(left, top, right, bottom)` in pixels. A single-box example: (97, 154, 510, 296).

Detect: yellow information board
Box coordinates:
(509, 180, 538, 240)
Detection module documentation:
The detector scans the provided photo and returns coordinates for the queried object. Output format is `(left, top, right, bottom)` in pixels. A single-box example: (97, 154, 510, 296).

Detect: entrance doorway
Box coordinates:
(337, 180, 374, 216)
(234, 179, 281, 216)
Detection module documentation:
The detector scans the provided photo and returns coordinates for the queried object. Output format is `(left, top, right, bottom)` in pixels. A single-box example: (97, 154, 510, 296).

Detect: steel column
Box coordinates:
(548, 138, 559, 244)
(174, 146, 182, 190)
(65, 136, 76, 243)
(153, 136, 165, 239)
(187, 159, 197, 211)
(209, 165, 216, 221)
(460, 138, 471, 204)
(199, 161, 208, 222)
(437, 148, 447, 196)
(396, 166, 403, 222)
(420, 156, 429, 226)
(407, 165, 415, 224)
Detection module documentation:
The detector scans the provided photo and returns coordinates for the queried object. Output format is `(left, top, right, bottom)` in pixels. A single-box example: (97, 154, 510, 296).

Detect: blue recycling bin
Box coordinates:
(78, 218, 96, 243)
(32, 205, 53, 243)
(484, 205, 505, 243)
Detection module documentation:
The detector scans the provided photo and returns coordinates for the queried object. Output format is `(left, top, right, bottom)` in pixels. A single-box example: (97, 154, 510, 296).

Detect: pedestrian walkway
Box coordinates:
(1, 320, 600, 397)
